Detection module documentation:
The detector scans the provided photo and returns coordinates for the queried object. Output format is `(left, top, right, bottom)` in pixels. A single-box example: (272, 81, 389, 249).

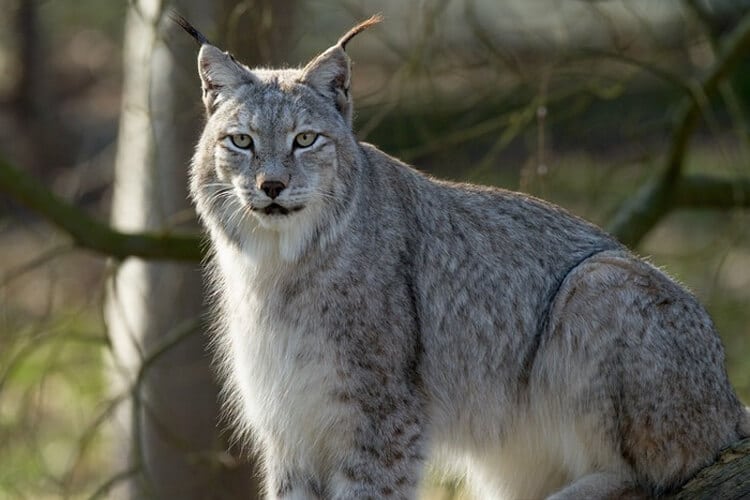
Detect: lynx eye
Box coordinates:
(229, 134, 253, 150)
(294, 132, 318, 149)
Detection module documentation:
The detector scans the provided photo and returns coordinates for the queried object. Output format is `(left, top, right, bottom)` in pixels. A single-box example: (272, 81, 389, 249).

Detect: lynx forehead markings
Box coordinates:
(176, 13, 750, 500)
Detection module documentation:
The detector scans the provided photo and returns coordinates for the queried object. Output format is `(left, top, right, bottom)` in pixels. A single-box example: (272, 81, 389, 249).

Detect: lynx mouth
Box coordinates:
(255, 203, 304, 216)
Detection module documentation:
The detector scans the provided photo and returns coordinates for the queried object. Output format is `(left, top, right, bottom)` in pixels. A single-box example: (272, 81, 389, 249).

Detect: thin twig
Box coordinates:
(87, 465, 141, 500)
(1, 243, 75, 286)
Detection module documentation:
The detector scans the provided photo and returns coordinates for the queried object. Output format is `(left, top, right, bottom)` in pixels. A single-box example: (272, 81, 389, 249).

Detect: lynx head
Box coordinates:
(175, 14, 381, 260)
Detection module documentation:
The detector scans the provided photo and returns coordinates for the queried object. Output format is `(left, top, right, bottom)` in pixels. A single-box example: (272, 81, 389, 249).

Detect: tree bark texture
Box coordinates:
(104, 1, 260, 498)
(667, 437, 750, 500)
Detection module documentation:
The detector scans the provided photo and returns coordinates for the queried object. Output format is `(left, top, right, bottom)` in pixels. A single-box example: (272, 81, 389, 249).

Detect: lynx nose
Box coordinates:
(260, 180, 286, 199)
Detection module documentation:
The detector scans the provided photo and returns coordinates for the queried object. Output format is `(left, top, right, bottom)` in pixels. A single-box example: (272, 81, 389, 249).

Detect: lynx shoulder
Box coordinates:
(176, 15, 750, 500)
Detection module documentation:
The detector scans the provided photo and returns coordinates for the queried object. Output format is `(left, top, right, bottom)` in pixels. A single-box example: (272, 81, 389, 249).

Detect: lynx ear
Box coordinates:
(171, 13, 257, 113)
(197, 45, 257, 112)
(300, 15, 382, 126)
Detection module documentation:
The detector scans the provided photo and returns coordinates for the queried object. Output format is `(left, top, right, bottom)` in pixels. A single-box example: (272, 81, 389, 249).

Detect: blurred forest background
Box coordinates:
(1, 0, 749, 498)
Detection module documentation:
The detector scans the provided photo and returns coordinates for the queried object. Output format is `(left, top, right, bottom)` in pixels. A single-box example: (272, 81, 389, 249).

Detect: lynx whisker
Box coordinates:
(312, 189, 338, 202)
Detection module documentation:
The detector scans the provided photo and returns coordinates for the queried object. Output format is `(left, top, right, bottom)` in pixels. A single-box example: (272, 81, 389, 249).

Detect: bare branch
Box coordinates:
(88, 465, 141, 500)
(0, 154, 203, 261)
(2, 156, 749, 264)
(607, 11, 750, 247)
(674, 175, 750, 209)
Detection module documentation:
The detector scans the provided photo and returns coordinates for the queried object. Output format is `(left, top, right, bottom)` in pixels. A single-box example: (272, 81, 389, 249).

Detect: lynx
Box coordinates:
(176, 15, 749, 499)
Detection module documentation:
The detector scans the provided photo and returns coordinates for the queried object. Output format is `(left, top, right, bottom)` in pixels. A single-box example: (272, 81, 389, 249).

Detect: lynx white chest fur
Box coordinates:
(177, 16, 749, 500)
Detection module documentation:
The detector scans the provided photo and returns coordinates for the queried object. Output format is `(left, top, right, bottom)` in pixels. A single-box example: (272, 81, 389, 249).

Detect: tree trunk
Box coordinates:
(667, 437, 750, 499)
(105, 1, 261, 498)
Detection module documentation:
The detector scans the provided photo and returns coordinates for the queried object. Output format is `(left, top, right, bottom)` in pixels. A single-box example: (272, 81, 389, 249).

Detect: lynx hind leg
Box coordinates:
(544, 251, 746, 494)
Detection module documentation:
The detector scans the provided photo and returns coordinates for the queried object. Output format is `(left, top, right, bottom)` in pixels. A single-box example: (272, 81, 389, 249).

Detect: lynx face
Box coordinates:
(187, 26, 370, 258)
(197, 72, 352, 236)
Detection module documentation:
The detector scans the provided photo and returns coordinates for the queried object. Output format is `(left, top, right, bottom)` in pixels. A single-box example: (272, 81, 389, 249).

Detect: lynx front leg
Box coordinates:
(330, 394, 426, 499)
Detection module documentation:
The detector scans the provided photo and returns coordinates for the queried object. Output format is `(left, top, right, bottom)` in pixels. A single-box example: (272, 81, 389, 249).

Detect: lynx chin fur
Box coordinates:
(176, 14, 750, 499)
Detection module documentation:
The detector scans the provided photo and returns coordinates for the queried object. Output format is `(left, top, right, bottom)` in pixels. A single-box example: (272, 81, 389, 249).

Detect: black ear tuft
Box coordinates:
(300, 15, 382, 126)
(169, 11, 257, 114)
(169, 11, 210, 46)
(337, 14, 383, 50)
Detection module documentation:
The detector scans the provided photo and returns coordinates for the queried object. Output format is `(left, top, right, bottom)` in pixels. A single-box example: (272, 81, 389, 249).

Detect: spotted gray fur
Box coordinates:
(179, 16, 750, 500)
